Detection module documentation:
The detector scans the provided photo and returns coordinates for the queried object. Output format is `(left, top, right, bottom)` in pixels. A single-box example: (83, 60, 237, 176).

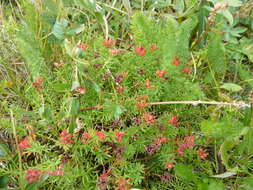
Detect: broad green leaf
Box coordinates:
(0, 175, 9, 188)
(52, 19, 68, 40)
(65, 24, 85, 36)
(201, 120, 244, 139)
(174, 164, 197, 182)
(208, 181, 225, 190)
(226, 0, 242, 7)
(220, 83, 243, 92)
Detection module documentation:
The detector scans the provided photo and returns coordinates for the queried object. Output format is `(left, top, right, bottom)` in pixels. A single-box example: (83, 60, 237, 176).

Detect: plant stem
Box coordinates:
(10, 110, 24, 190)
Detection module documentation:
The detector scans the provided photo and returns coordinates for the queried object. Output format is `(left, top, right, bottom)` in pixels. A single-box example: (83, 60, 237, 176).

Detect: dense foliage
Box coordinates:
(0, 0, 253, 189)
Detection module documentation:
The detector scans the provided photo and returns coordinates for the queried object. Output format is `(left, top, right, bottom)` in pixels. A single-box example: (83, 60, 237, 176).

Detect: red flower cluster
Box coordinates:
(165, 162, 174, 169)
(150, 45, 158, 51)
(181, 67, 191, 74)
(172, 57, 180, 67)
(141, 112, 156, 125)
(136, 96, 149, 110)
(26, 169, 41, 184)
(59, 130, 74, 145)
(116, 85, 124, 94)
(48, 169, 64, 176)
(168, 115, 180, 127)
(115, 131, 125, 142)
(82, 132, 91, 143)
(145, 79, 152, 88)
(77, 44, 88, 51)
(32, 77, 43, 91)
(156, 70, 167, 79)
(176, 135, 195, 156)
(75, 86, 86, 94)
(103, 38, 115, 48)
(135, 46, 147, 56)
(154, 136, 168, 144)
(18, 137, 31, 150)
(197, 148, 208, 159)
(96, 131, 106, 140)
(109, 48, 121, 55)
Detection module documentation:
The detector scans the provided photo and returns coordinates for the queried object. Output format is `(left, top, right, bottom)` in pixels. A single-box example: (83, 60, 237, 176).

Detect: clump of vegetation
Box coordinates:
(0, 0, 253, 189)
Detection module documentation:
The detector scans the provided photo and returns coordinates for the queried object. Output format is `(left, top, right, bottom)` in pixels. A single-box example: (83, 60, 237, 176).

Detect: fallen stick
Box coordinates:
(80, 100, 250, 111)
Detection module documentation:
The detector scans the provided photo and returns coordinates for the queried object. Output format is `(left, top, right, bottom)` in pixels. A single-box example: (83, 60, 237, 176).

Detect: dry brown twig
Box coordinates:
(80, 100, 250, 111)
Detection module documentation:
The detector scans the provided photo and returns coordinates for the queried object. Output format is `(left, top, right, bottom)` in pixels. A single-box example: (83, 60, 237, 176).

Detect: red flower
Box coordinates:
(82, 132, 91, 143)
(115, 131, 125, 142)
(136, 96, 149, 109)
(150, 45, 158, 51)
(141, 112, 156, 125)
(59, 130, 73, 145)
(145, 79, 152, 88)
(25, 169, 41, 184)
(168, 116, 179, 127)
(181, 67, 191, 74)
(198, 148, 208, 159)
(165, 162, 174, 169)
(109, 48, 121, 55)
(172, 57, 180, 67)
(155, 136, 168, 144)
(77, 44, 88, 51)
(48, 170, 64, 176)
(75, 86, 86, 94)
(96, 131, 106, 140)
(135, 46, 146, 56)
(116, 85, 124, 94)
(103, 38, 115, 47)
(18, 137, 31, 150)
(156, 70, 167, 78)
(32, 77, 43, 91)
(184, 135, 195, 149)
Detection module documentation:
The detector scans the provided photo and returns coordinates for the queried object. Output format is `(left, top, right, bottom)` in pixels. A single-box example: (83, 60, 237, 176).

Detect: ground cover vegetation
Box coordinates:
(0, 0, 253, 189)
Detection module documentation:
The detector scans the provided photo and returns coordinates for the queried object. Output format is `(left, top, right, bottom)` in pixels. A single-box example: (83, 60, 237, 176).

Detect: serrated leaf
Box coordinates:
(52, 19, 68, 40)
(221, 10, 233, 25)
(207, 32, 227, 75)
(220, 83, 243, 92)
(211, 172, 236, 178)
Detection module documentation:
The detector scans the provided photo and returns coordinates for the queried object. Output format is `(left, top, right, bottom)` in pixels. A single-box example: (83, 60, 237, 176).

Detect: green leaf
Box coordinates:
(226, 0, 242, 7)
(70, 98, 80, 116)
(65, 24, 85, 36)
(221, 10, 233, 25)
(174, 164, 197, 182)
(220, 83, 243, 92)
(0, 175, 9, 188)
(207, 31, 227, 76)
(208, 181, 225, 190)
(105, 103, 125, 120)
(0, 144, 9, 158)
(201, 120, 244, 139)
(52, 19, 68, 40)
